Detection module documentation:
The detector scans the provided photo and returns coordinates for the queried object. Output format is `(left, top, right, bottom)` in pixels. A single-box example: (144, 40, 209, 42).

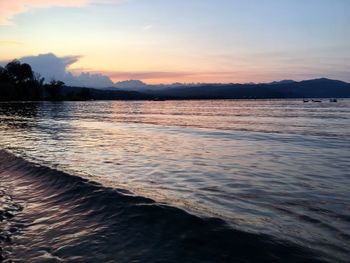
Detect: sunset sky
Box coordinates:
(0, 0, 349, 85)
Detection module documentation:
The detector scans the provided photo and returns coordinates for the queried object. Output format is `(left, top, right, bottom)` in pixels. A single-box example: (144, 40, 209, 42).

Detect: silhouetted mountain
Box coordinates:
(113, 80, 147, 90)
(143, 78, 350, 99)
(269, 80, 296, 85)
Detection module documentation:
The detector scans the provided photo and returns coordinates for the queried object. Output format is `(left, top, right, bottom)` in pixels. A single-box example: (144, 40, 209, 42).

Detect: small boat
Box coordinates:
(330, 98, 338, 103)
(303, 99, 309, 103)
(312, 99, 322, 103)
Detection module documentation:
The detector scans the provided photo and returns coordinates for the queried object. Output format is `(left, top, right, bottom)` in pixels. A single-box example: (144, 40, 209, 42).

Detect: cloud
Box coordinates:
(0, 0, 90, 25)
(20, 53, 114, 88)
(0, 0, 127, 25)
(142, 25, 153, 31)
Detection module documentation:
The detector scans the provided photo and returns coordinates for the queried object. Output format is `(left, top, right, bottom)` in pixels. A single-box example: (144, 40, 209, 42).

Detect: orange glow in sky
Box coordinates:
(0, 0, 349, 85)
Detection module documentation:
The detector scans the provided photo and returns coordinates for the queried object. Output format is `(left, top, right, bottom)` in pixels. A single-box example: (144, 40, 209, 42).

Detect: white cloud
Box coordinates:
(20, 53, 114, 88)
(143, 25, 153, 31)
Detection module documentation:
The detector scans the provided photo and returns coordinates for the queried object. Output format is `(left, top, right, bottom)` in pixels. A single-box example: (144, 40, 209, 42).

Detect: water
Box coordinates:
(0, 100, 349, 262)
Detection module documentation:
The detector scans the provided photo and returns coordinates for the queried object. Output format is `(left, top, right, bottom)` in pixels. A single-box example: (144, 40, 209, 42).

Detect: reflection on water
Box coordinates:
(0, 100, 350, 262)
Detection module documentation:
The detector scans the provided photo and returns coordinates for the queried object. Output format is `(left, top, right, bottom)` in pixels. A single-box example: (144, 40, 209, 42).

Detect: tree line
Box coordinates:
(0, 60, 91, 101)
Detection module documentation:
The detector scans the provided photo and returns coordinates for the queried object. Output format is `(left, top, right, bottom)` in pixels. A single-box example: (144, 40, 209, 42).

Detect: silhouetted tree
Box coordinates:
(34, 72, 45, 86)
(5, 60, 21, 81)
(5, 60, 34, 84)
(45, 80, 65, 100)
(0, 66, 5, 77)
(19, 63, 34, 83)
(0, 66, 11, 82)
(0, 60, 42, 101)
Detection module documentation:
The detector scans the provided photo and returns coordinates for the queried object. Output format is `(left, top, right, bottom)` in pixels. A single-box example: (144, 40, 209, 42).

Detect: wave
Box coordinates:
(0, 150, 330, 262)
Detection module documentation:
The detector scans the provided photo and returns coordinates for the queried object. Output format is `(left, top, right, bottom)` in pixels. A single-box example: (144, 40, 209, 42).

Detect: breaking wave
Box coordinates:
(0, 150, 330, 262)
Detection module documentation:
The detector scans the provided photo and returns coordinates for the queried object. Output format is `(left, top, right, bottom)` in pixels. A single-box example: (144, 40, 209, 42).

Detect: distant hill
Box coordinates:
(113, 80, 147, 90)
(64, 78, 350, 100)
(141, 78, 350, 99)
(269, 80, 296, 85)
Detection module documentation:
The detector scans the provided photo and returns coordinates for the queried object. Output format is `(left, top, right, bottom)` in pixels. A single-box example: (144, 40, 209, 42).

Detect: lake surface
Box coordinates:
(0, 100, 349, 262)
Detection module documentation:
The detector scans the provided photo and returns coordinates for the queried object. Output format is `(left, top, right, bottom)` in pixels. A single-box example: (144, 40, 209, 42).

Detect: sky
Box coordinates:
(0, 0, 349, 86)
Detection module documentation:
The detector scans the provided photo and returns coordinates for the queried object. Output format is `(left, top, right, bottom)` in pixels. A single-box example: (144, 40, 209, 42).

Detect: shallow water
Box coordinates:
(0, 100, 350, 262)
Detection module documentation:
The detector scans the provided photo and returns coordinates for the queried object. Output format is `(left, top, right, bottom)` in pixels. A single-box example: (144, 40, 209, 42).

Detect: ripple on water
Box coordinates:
(0, 100, 349, 262)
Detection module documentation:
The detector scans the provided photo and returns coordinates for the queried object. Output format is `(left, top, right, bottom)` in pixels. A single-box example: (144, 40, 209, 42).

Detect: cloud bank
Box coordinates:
(20, 53, 114, 88)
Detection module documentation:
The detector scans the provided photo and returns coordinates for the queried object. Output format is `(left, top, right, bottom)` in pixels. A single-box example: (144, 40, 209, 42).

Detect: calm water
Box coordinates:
(0, 100, 350, 262)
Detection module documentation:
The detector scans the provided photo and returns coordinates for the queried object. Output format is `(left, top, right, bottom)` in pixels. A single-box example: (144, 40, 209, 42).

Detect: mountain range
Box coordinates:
(99, 78, 350, 100)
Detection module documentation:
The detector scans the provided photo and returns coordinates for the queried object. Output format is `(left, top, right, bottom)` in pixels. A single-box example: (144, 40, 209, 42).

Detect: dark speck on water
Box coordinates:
(0, 100, 349, 262)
